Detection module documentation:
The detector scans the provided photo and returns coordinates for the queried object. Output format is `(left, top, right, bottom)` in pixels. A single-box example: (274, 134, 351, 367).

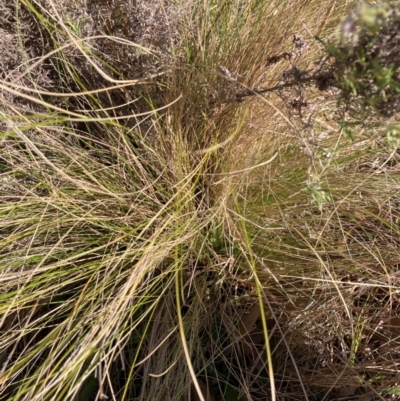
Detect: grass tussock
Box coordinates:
(1, 0, 400, 400)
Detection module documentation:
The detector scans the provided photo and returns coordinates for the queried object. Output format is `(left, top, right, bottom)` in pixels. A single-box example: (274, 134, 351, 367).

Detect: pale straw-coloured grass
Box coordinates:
(1, 0, 400, 400)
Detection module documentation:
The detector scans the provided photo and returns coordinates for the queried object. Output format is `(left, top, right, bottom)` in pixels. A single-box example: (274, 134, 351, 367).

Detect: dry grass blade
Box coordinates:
(2, 0, 400, 400)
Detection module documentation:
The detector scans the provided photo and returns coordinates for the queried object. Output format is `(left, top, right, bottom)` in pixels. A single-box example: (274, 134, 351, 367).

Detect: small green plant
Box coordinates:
(331, 3, 400, 117)
(302, 181, 332, 211)
(65, 14, 88, 36)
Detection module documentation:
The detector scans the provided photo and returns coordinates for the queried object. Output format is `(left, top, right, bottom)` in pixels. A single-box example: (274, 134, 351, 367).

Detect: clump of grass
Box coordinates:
(1, 1, 400, 401)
